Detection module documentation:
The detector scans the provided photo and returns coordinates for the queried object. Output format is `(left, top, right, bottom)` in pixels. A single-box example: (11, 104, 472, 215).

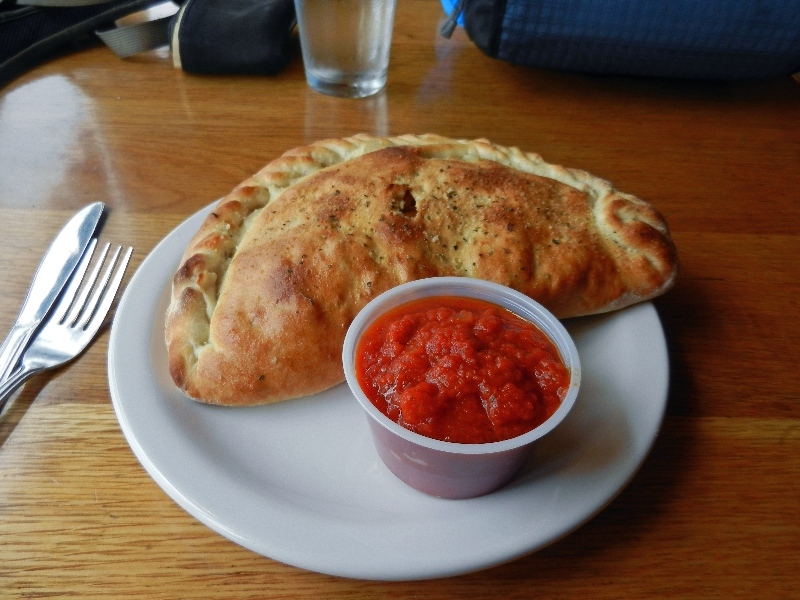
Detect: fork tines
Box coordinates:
(56, 240, 133, 330)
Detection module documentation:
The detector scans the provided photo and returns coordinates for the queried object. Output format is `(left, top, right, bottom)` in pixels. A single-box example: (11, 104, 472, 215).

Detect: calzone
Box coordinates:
(166, 134, 677, 406)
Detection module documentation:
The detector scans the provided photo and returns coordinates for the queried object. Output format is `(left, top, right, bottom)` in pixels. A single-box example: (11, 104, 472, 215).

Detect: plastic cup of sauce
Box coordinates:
(343, 277, 581, 499)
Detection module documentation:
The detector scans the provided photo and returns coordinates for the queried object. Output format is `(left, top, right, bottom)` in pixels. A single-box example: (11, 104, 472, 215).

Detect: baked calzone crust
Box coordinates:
(166, 134, 677, 406)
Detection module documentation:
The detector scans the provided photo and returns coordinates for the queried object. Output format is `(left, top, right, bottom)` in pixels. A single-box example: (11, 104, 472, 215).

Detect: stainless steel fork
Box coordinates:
(0, 240, 133, 414)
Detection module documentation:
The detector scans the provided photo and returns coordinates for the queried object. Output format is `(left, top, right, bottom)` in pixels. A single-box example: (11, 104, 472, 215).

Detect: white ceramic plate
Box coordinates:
(108, 204, 669, 581)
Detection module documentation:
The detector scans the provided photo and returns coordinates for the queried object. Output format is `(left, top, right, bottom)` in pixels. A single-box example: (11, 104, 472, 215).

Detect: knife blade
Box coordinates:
(0, 202, 105, 383)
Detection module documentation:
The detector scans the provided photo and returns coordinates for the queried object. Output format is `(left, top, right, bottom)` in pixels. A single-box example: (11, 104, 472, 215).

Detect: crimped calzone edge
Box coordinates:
(165, 133, 677, 406)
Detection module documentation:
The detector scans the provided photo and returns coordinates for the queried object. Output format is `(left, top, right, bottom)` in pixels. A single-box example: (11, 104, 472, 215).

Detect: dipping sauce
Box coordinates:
(355, 296, 570, 444)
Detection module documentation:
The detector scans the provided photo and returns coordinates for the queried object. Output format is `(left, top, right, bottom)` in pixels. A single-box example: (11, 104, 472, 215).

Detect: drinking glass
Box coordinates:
(294, 0, 397, 98)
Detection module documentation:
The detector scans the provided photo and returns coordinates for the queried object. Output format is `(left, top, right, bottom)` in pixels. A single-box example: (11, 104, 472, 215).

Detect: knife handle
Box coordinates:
(0, 325, 35, 384)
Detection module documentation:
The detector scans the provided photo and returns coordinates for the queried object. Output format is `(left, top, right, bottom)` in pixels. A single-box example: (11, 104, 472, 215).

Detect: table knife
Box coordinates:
(0, 202, 105, 383)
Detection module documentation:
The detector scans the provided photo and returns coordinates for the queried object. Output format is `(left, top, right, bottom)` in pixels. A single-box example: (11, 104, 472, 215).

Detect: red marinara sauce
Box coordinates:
(355, 296, 570, 444)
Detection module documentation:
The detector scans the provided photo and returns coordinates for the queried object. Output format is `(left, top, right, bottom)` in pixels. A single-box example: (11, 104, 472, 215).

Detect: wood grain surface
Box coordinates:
(1, 1, 798, 597)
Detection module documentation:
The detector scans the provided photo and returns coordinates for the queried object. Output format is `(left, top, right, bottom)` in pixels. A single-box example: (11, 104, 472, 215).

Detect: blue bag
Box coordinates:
(441, 0, 800, 80)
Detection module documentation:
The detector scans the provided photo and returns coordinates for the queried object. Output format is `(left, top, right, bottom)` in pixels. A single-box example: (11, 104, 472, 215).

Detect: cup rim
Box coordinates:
(342, 277, 581, 456)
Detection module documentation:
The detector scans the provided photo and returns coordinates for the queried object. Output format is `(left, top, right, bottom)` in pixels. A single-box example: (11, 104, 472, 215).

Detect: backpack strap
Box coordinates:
(0, 0, 167, 86)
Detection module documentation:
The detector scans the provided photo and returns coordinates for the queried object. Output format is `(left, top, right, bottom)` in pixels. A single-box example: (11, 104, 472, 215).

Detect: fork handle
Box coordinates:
(0, 325, 35, 383)
(0, 363, 42, 418)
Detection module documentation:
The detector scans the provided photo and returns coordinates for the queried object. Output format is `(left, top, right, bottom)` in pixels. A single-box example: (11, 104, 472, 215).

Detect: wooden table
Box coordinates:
(1, 1, 798, 597)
